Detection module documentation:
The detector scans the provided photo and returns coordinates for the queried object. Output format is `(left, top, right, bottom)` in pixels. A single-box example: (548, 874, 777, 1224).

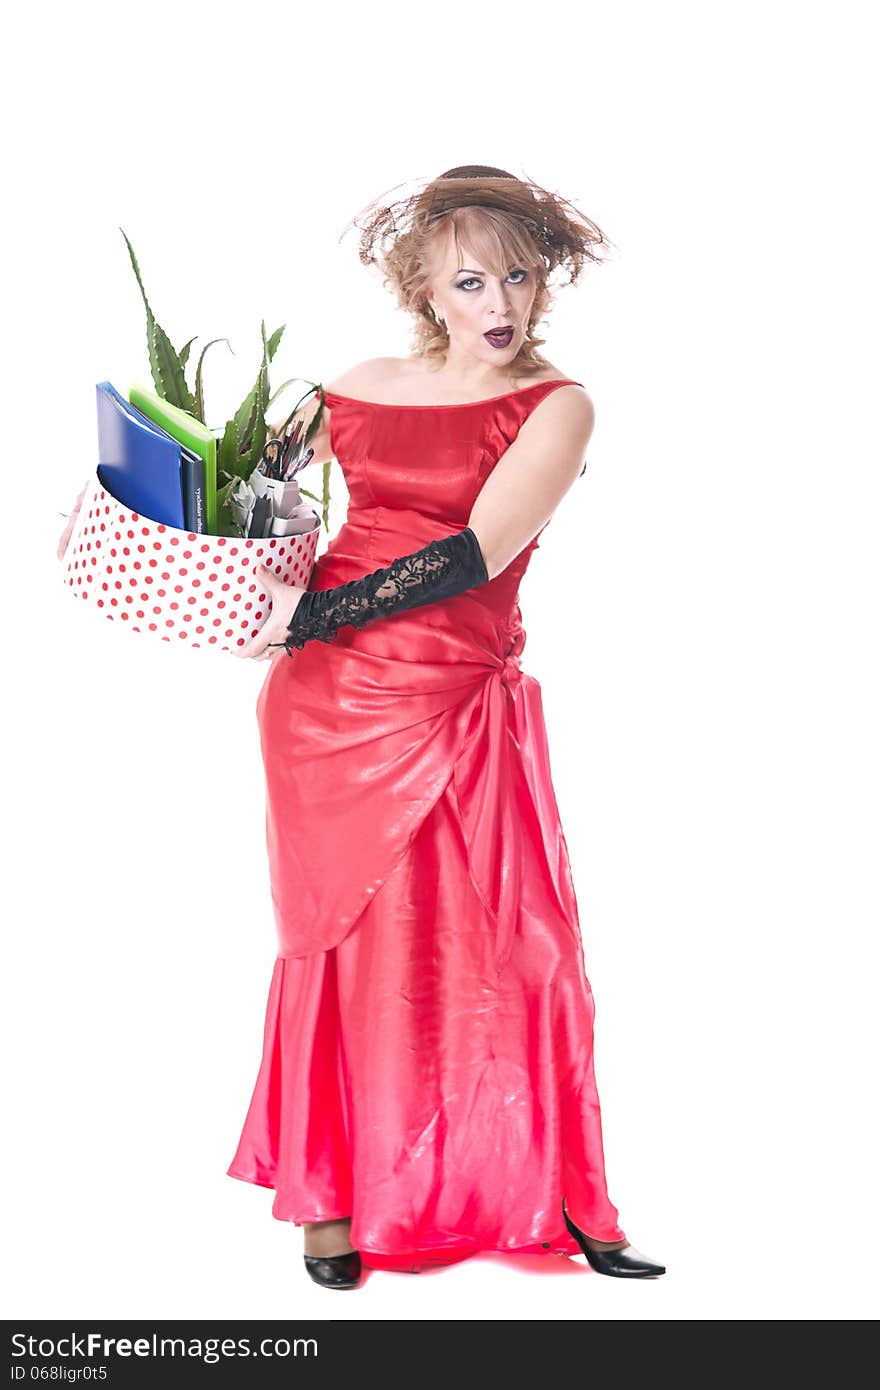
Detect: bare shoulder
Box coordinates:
(323, 357, 397, 398)
(522, 378, 595, 441)
(517, 359, 594, 428)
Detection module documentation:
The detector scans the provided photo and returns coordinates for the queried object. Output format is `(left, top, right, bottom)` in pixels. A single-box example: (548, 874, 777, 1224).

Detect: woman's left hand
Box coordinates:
(234, 564, 308, 660)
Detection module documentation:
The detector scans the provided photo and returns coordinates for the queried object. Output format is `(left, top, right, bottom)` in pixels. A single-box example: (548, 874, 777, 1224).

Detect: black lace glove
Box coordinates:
(267, 526, 489, 655)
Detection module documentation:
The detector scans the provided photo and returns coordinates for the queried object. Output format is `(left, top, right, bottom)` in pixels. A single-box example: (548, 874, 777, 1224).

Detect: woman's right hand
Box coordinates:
(57, 478, 90, 561)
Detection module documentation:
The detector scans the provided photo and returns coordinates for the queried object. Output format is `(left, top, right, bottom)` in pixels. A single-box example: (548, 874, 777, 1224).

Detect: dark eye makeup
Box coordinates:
(455, 268, 529, 291)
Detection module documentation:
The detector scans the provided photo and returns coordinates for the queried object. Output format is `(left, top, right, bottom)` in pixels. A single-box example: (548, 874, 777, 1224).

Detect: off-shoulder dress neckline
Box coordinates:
(321, 378, 581, 411)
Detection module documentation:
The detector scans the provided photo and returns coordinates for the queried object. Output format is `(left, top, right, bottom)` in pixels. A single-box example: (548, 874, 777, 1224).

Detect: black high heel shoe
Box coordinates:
(562, 1199, 666, 1278)
(303, 1249, 362, 1290)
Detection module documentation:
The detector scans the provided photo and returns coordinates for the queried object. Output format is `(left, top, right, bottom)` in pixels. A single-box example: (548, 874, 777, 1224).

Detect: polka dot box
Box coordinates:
(61, 472, 321, 654)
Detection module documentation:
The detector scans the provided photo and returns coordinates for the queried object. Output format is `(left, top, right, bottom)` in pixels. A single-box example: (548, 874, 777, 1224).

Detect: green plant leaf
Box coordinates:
(218, 419, 241, 477)
(215, 476, 245, 538)
(119, 227, 152, 316)
(268, 377, 322, 411)
(193, 337, 232, 425)
(267, 324, 285, 361)
(302, 385, 326, 450)
(266, 376, 309, 411)
(233, 319, 273, 462)
(266, 382, 326, 457)
(279, 386, 319, 434)
(296, 454, 334, 533)
(241, 414, 268, 476)
(233, 387, 258, 453)
(178, 336, 197, 370)
(321, 458, 332, 530)
(150, 318, 196, 412)
(120, 228, 196, 414)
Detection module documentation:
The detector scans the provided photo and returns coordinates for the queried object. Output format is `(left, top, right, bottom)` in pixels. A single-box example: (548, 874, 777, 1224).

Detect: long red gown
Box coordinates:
(226, 378, 626, 1271)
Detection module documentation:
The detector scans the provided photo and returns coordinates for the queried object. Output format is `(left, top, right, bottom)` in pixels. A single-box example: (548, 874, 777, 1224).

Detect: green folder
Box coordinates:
(128, 384, 219, 535)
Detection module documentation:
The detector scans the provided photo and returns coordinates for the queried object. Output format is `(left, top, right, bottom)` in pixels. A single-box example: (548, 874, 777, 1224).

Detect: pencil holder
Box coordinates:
(60, 470, 321, 654)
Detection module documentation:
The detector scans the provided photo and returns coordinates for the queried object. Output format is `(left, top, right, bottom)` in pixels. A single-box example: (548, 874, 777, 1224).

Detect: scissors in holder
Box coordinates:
(260, 437, 285, 480)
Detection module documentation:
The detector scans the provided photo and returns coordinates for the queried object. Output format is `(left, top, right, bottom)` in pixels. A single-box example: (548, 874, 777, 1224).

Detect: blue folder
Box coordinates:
(95, 381, 188, 528)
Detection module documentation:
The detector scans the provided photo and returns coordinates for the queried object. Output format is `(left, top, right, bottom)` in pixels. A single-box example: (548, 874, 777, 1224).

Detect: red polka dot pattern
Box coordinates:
(61, 474, 321, 653)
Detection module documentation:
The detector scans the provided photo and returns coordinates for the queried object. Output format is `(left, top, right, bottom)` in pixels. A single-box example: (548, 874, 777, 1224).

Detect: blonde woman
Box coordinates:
(65, 165, 665, 1292)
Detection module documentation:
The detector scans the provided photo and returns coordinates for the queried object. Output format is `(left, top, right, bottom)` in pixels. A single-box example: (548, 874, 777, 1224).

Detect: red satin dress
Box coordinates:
(226, 378, 626, 1270)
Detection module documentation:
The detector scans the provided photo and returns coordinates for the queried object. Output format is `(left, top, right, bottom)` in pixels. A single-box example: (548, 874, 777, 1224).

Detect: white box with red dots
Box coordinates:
(60, 471, 321, 654)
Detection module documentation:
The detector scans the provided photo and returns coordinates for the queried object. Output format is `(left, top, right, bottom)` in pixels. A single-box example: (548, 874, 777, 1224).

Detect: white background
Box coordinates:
(3, 0, 878, 1322)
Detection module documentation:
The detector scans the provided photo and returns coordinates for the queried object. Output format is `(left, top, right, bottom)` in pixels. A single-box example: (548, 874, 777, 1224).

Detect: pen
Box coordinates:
(281, 419, 303, 474)
(284, 447, 313, 481)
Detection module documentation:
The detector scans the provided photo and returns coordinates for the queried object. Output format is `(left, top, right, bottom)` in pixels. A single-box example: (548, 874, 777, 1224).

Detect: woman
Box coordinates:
(105, 164, 664, 1291)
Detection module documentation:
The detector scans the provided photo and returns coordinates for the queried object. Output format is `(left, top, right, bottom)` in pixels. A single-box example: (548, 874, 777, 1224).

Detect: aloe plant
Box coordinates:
(120, 228, 335, 537)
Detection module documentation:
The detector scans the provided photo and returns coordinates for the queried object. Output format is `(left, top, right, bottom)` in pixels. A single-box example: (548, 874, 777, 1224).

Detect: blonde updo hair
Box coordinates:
(340, 164, 614, 376)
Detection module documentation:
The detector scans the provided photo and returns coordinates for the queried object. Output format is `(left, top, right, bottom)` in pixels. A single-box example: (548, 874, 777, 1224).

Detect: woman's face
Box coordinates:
(426, 232, 538, 370)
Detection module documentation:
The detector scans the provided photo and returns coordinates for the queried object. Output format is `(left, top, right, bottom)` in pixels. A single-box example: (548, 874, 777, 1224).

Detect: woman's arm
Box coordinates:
(265, 527, 489, 654)
(467, 383, 594, 580)
(246, 384, 593, 658)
